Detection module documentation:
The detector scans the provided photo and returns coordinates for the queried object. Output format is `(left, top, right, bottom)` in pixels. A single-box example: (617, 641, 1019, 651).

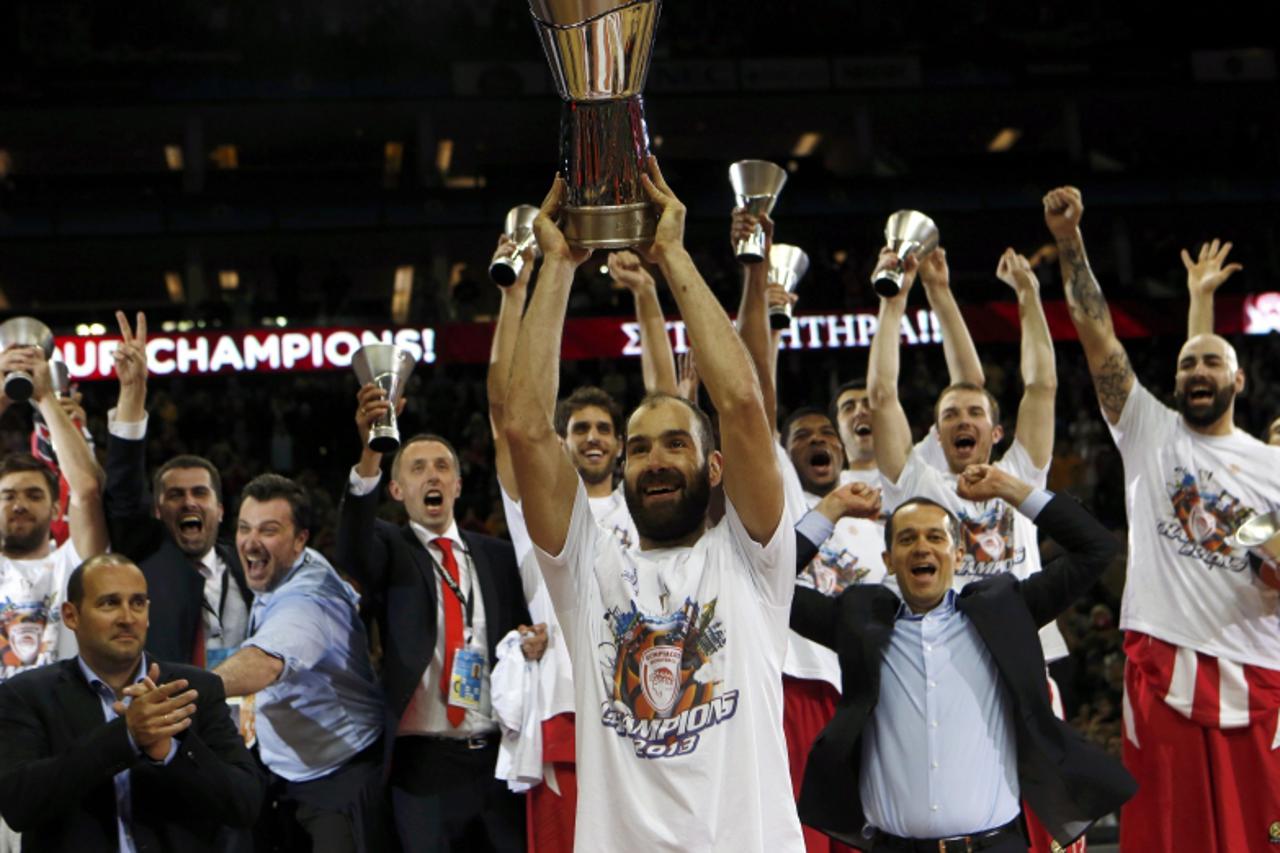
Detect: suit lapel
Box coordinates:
(53, 660, 111, 739)
(400, 525, 440, 613)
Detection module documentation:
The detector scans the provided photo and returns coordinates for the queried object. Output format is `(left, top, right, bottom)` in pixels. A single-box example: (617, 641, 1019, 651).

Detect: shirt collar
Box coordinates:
(77, 652, 150, 697)
(895, 588, 958, 621)
(253, 550, 310, 605)
(410, 519, 465, 553)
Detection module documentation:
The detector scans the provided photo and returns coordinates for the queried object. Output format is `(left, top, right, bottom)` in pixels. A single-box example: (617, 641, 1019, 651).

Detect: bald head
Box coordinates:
(1174, 334, 1244, 432)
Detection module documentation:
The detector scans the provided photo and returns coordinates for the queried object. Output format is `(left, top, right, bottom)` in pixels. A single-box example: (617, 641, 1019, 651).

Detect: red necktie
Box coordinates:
(191, 557, 207, 668)
(435, 537, 466, 727)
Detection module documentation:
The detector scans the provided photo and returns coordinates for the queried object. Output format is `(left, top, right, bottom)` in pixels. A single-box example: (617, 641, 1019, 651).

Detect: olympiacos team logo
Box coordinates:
(600, 598, 738, 759)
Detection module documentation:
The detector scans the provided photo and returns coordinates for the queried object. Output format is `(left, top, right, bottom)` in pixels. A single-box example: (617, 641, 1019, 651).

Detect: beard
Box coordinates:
(624, 462, 712, 544)
(576, 458, 614, 487)
(1, 522, 50, 555)
(1174, 383, 1234, 427)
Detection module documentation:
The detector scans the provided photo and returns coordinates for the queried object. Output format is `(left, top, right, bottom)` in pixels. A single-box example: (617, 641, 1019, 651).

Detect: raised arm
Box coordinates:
(731, 209, 780, 430)
(503, 177, 593, 555)
(610, 250, 677, 396)
(1183, 239, 1242, 338)
(919, 248, 985, 386)
(27, 356, 107, 558)
(866, 249, 919, 483)
(641, 158, 782, 544)
(1044, 186, 1133, 426)
(487, 236, 534, 500)
(996, 248, 1057, 468)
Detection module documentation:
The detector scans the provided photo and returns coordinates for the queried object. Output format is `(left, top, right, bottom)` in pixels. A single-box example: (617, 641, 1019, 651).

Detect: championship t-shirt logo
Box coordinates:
(1161, 467, 1253, 571)
(599, 598, 738, 759)
(800, 545, 868, 596)
(955, 504, 1023, 576)
(1, 599, 53, 676)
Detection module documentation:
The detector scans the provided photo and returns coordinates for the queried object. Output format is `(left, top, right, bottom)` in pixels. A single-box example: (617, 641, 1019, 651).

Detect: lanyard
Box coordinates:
(431, 548, 475, 633)
(199, 558, 232, 638)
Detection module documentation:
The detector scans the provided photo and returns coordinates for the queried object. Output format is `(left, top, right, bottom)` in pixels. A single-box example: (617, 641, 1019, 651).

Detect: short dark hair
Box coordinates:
(152, 455, 223, 506)
(391, 434, 461, 481)
(884, 497, 962, 550)
(782, 406, 834, 445)
(0, 454, 60, 503)
(829, 378, 867, 424)
(629, 393, 717, 459)
(66, 553, 141, 607)
(934, 381, 1001, 427)
(555, 386, 624, 439)
(239, 473, 314, 535)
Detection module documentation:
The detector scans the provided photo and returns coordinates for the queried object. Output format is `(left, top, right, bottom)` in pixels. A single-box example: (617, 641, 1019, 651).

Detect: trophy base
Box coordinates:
(3, 374, 33, 403)
(769, 306, 793, 330)
(489, 254, 522, 287)
(872, 269, 903, 298)
(562, 203, 657, 250)
(368, 426, 401, 455)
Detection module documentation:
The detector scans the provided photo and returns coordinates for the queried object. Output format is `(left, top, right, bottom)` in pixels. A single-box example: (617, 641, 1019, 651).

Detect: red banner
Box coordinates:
(51, 293, 1270, 382)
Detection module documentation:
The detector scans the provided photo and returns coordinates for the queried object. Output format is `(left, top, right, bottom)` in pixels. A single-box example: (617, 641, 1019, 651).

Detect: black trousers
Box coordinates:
(257, 739, 394, 853)
(390, 734, 525, 853)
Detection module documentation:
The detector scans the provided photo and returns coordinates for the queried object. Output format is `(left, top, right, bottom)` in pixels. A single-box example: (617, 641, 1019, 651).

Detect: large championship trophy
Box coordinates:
(872, 210, 939, 297)
(352, 344, 417, 453)
(767, 244, 809, 329)
(0, 317, 54, 402)
(729, 160, 788, 264)
(489, 205, 542, 286)
(529, 0, 662, 249)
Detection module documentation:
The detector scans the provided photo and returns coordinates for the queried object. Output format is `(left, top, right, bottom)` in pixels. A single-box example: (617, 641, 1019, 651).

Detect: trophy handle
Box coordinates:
(735, 226, 768, 265)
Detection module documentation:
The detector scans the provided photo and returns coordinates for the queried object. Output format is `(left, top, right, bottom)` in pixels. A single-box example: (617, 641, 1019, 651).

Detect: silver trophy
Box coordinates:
(0, 317, 55, 402)
(1228, 511, 1280, 566)
(729, 160, 788, 264)
(352, 344, 417, 454)
(529, 0, 662, 249)
(489, 205, 542, 287)
(767, 244, 810, 329)
(873, 210, 939, 298)
(49, 355, 71, 399)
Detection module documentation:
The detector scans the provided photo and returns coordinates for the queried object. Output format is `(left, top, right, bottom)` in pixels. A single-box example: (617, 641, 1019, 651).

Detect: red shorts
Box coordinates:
(1122, 656, 1280, 852)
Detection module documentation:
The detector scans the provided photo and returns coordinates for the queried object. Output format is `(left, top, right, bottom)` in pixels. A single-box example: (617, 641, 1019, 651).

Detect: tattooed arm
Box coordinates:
(1042, 186, 1134, 426)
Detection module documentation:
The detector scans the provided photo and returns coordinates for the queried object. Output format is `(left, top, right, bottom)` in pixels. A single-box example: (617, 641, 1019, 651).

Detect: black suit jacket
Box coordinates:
(0, 658, 265, 852)
(790, 494, 1137, 848)
(336, 485, 532, 722)
(104, 430, 251, 664)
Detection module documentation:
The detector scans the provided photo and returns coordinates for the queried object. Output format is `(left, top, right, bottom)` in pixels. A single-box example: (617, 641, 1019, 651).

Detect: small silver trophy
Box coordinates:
(729, 160, 788, 264)
(0, 317, 55, 402)
(352, 344, 417, 454)
(767, 244, 810, 329)
(530, 0, 662, 249)
(489, 205, 542, 287)
(873, 210, 939, 298)
(1228, 511, 1280, 566)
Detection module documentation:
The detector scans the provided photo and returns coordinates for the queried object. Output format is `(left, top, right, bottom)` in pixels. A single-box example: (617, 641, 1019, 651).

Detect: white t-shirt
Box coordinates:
(881, 439, 1070, 663)
(500, 483, 636, 722)
(1109, 383, 1280, 669)
(0, 540, 81, 680)
(534, 482, 804, 853)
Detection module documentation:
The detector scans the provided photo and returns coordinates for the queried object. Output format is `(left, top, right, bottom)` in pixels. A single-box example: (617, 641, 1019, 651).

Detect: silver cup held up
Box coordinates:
(49, 358, 72, 399)
(767, 244, 810, 330)
(489, 205, 543, 287)
(872, 210, 939, 298)
(530, 0, 663, 250)
(0, 317, 55, 402)
(352, 344, 417, 454)
(729, 160, 788, 264)
(1228, 511, 1280, 567)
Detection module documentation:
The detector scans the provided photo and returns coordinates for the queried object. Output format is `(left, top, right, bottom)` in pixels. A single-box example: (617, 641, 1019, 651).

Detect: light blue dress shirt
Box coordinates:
(245, 548, 383, 782)
(77, 653, 178, 853)
(858, 589, 1021, 839)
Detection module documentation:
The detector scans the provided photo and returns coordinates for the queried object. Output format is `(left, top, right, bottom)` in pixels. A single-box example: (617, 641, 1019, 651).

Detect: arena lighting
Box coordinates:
(444, 175, 486, 189)
(163, 271, 184, 303)
(391, 266, 414, 324)
(435, 139, 454, 174)
(218, 270, 240, 291)
(210, 144, 239, 170)
(790, 132, 822, 157)
(163, 145, 184, 171)
(383, 141, 403, 187)
(1243, 291, 1280, 334)
(987, 128, 1022, 152)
